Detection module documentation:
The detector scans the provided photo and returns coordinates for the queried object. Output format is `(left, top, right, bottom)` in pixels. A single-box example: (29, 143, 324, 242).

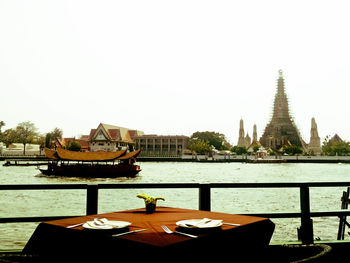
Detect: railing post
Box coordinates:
(337, 187, 350, 240)
(199, 184, 211, 211)
(298, 185, 314, 244)
(86, 184, 98, 215)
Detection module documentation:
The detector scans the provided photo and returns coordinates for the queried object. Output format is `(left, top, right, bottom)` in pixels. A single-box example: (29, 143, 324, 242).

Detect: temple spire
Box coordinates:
(252, 124, 257, 143)
(308, 117, 322, 155)
(237, 119, 246, 147)
(278, 69, 283, 77)
(260, 70, 306, 150)
(272, 70, 290, 121)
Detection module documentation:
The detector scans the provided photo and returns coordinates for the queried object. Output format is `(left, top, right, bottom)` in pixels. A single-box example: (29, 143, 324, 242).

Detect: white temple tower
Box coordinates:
(308, 117, 322, 155)
(245, 133, 251, 147)
(237, 119, 246, 147)
(252, 124, 258, 143)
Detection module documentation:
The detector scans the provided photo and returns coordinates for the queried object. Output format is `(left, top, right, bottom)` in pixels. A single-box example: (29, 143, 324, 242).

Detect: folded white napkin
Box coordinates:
(84, 218, 109, 229)
(86, 221, 111, 229)
(84, 218, 130, 229)
(184, 218, 222, 228)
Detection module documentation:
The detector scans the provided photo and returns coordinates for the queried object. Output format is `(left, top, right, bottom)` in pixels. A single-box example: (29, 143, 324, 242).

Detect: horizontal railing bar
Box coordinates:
(210, 182, 350, 188)
(310, 211, 350, 217)
(0, 184, 88, 190)
(242, 212, 302, 218)
(98, 183, 201, 189)
(1, 182, 350, 191)
(0, 183, 202, 191)
(0, 216, 83, 223)
(243, 211, 350, 218)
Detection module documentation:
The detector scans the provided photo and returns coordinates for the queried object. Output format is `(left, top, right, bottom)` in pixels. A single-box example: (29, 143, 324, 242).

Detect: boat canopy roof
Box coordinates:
(44, 148, 58, 159)
(118, 149, 141, 160)
(44, 148, 128, 161)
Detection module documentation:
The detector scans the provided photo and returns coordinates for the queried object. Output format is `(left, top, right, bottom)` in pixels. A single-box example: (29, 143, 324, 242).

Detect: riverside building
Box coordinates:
(56, 123, 189, 155)
(134, 134, 189, 156)
(88, 123, 144, 152)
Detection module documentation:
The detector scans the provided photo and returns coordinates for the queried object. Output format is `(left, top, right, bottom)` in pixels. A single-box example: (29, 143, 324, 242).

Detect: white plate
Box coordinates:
(176, 219, 222, 228)
(83, 220, 131, 230)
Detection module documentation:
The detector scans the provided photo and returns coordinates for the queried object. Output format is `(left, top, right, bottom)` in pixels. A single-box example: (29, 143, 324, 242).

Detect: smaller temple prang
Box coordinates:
(307, 117, 322, 155)
(252, 124, 258, 143)
(237, 119, 246, 147)
(245, 133, 251, 148)
(247, 124, 261, 153)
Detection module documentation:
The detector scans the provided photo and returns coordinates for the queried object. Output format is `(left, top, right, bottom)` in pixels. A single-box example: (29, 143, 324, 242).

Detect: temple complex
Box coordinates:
(259, 70, 306, 151)
(307, 117, 322, 155)
(236, 71, 325, 155)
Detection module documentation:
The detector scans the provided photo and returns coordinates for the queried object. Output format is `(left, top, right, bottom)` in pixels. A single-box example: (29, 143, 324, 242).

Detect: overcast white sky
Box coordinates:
(1, 0, 350, 145)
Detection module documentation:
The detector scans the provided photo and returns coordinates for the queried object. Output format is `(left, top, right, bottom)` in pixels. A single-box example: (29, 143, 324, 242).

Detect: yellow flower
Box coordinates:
(137, 193, 165, 204)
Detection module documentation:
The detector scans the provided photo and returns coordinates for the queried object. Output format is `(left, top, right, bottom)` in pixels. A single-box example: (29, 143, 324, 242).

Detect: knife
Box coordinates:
(112, 228, 147, 237)
(66, 222, 85, 228)
(223, 222, 241, 226)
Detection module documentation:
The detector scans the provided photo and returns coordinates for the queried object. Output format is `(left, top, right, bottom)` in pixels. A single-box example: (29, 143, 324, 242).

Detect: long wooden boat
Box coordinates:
(39, 148, 142, 178)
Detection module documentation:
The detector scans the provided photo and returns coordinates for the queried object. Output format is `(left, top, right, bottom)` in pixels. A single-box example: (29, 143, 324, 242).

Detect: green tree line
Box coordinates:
(322, 136, 350, 156)
(187, 131, 308, 156)
(188, 131, 231, 155)
(0, 121, 63, 154)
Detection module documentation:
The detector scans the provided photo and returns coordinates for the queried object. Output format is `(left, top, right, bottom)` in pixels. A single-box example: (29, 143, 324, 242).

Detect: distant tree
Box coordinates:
(67, 141, 81, 151)
(32, 134, 46, 154)
(0, 121, 4, 133)
(333, 142, 350, 156)
(45, 133, 52, 148)
(283, 145, 303, 155)
(188, 139, 212, 155)
(190, 131, 231, 151)
(1, 128, 17, 147)
(322, 137, 350, 156)
(269, 150, 276, 156)
(15, 121, 38, 155)
(231, 146, 247, 155)
(50, 127, 63, 141)
(45, 127, 63, 149)
(253, 145, 260, 153)
(0, 121, 5, 142)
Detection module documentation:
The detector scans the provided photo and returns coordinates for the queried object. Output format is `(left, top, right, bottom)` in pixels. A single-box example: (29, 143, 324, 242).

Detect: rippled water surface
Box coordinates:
(1, 161, 350, 250)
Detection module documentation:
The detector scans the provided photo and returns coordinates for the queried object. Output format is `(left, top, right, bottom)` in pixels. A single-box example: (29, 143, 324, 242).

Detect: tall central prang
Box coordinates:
(260, 70, 306, 150)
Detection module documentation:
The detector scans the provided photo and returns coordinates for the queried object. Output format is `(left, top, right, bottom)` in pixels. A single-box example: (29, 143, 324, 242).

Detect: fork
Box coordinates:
(161, 225, 198, 238)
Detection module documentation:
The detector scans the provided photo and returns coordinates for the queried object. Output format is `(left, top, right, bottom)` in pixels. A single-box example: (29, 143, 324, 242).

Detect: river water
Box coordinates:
(1, 160, 350, 250)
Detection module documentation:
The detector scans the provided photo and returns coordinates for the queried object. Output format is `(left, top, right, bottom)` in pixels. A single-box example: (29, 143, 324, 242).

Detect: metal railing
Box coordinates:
(2, 182, 350, 244)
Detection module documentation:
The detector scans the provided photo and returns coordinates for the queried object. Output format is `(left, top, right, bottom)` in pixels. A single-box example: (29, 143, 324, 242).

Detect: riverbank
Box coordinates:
(1, 154, 350, 164)
(181, 154, 350, 163)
